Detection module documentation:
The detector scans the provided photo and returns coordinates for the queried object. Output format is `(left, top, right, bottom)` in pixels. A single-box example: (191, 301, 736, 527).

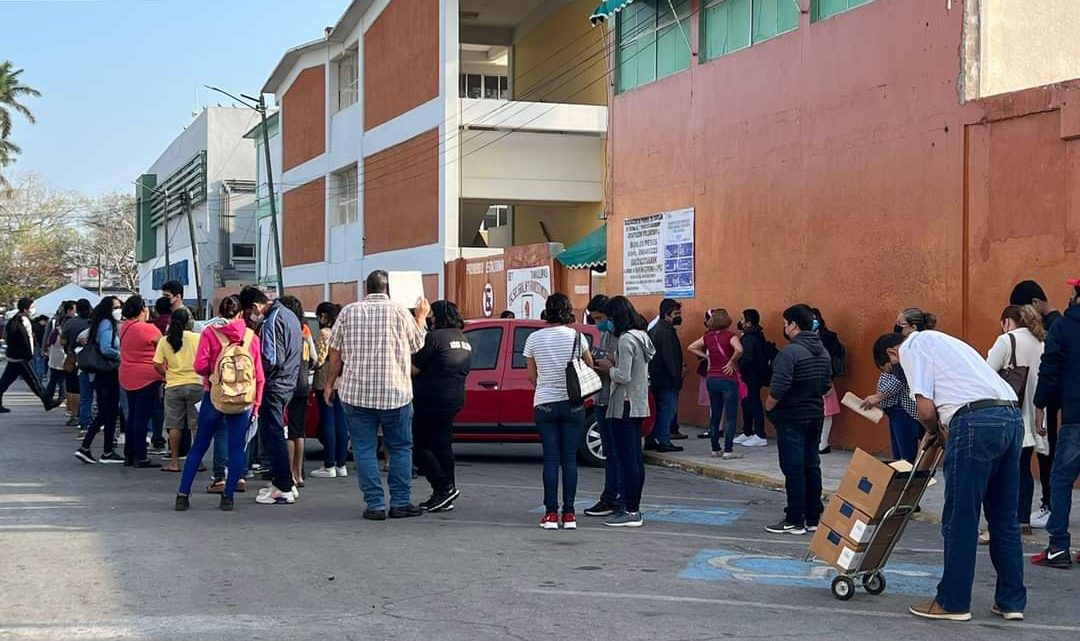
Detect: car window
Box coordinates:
(466, 327, 502, 370)
(512, 327, 538, 369)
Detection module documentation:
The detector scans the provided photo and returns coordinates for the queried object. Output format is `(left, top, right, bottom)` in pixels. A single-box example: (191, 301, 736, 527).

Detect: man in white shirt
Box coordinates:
(873, 330, 1025, 622)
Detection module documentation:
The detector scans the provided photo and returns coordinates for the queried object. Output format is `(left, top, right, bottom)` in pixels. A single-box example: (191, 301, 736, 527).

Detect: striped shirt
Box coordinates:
(523, 326, 589, 407)
(329, 294, 425, 410)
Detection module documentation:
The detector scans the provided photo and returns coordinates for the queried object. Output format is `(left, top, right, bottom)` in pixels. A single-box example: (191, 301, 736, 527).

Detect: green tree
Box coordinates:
(0, 174, 81, 305)
(0, 61, 41, 188)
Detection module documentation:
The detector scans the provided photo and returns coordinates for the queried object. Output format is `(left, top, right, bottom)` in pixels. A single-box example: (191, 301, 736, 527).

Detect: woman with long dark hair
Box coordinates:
(595, 296, 654, 527)
(117, 295, 164, 467)
(154, 307, 205, 473)
(311, 301, 349, 479)
(412, 300, 472, 512)
(74, 296, 124, 464)
(523, 293, 592, 530)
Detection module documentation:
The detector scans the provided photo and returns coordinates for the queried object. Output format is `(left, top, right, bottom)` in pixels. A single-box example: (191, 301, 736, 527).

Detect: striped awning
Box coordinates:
(590, 0, 636, 26)
(556, 224, 607, 270)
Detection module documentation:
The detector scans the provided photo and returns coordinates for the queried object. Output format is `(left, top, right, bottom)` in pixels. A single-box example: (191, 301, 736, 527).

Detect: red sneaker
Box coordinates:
(562, 512, 577, 530)
(539, 512, 559, 530)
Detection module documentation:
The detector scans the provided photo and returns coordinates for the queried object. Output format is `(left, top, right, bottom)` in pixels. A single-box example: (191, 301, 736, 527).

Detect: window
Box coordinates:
(482, 205, 510, 230)
(231, 243, 255, 259)
(812, 0, 874, 22)
(331, 165, 358, 226)
(702, 0, 799, 61)
(616, 0, 691, 93)
(512, 327, 537, 369)
(459, 73, 508, 100)
(336, 47, 359, 111)
(465, 327, 502, 370)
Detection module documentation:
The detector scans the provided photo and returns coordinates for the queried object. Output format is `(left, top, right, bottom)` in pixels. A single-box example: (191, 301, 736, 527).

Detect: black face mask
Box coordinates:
(893, 324, 903, 334)
(737, 321, 744, 331)
(670, 316, 683, 327)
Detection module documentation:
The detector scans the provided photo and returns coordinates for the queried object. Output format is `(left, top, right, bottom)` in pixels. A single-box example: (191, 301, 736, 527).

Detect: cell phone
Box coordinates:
(590, 348, 608, 361)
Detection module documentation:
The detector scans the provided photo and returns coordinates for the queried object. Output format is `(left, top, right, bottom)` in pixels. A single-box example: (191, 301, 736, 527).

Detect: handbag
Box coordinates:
(63, 352, 78, 374)
(76, 330, 119, 374)
(565, 330, 602, 404)
(997, 333, 1029, 405)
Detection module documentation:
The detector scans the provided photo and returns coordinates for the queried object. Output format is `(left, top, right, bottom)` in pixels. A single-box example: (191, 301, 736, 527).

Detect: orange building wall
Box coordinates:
(282, 66, 326, 171)
(282, 177, 326, 267)
(364, 0, 439, 130)
(285, 284, 324, 312)
(363, 129, 440, 255)
(608, 2, 1080, 453)
(330, 281, 357, 305)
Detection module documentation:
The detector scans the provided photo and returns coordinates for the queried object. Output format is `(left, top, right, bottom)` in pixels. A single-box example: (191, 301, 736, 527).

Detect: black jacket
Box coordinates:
(648, 320, 683, 390)
(739, 326, 767, 381)
(3, 313, 34, 362)
(1034, 305, 1080, 425)
(767, 331, 832, 424)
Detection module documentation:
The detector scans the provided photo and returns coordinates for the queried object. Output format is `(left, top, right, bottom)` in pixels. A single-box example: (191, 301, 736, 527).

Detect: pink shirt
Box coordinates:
(194, 318, 266, 411)
(119, 320, 164, 391)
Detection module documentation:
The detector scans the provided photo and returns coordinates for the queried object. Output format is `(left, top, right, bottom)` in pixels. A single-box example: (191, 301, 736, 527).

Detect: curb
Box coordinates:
(643, 452, 942, 525)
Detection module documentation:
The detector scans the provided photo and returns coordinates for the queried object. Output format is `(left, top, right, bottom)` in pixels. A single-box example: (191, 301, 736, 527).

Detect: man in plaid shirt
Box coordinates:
(324, 270, 430, 520)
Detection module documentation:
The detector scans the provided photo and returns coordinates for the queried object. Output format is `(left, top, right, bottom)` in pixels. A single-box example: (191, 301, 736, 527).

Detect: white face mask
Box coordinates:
(112, 309, 123, 322)
(29, 307, 37, 316)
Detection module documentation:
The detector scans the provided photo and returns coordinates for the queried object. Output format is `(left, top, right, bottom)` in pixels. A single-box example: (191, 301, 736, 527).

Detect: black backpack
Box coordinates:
(760, 339, 780, 379)
(821, 330, 847, 379)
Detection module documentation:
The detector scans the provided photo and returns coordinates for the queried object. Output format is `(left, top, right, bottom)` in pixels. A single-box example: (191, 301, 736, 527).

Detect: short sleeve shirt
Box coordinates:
(523, 326, 589, 407)
(153, 332, 203, 388)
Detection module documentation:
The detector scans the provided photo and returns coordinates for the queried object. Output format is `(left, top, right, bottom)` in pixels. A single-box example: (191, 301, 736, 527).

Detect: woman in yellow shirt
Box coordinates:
(153, 308, 204, 473)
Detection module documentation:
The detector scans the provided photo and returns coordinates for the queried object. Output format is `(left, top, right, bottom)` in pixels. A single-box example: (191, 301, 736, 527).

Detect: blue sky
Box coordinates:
(1, 0, 345, 195)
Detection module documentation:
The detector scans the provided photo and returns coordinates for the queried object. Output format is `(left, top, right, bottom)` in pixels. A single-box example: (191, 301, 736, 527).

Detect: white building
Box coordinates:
(134, 107, 261, 314)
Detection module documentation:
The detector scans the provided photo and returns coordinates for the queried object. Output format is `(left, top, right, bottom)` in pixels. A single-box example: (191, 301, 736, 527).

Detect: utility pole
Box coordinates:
(96, 252, 103, 296)
(254, 94, 284, 297)
(163, 186, 171, 276)
(182, 191, 204, 320)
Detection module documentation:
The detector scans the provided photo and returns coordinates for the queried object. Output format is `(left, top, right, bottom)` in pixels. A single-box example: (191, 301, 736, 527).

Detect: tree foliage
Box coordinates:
(0, 174, 82, 305)
(79, 192, 139, 294)
(0, 61, 41, 189)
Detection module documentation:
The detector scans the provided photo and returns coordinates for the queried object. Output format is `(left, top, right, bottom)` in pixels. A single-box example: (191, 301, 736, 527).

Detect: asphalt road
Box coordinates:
(1, 391, 1079, 640)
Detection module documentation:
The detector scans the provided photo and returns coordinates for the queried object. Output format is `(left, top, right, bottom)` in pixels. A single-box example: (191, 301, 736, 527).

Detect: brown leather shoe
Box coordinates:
(909, 600, 971, 621)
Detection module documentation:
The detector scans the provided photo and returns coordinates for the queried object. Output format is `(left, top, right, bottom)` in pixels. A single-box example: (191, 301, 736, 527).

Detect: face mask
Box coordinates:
(811, 319, 821, 331)
(112, 309, 123, 322)
(671, 316, 683, 327)
(782, 327, 792, 342)
(597, 319, 615, 334)
(736, 321, 744, 331)
(29, 307, 37, 316)
(893, 324, 903, 334)
(247, 312, 265, 326)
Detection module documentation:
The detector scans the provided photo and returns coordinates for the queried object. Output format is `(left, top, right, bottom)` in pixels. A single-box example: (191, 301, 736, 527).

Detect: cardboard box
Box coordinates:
(836, 449, 906, 518)
(821, 498, 879, 545)
(810, 525, 868, 571)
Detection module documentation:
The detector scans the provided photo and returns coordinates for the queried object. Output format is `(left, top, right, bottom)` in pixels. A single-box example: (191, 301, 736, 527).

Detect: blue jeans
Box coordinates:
(212, 420, 229, 480)
(316, 392, 349, 468)
(707, 377, 739, 453)
(341, 402, 413, 510)
(775, 418, 824, 526)
(179, 392, 251, 498)
(885, 405, 922, 464)
(535, 400, 585, 514)
(937, 406, 1025, 613)
(609, 405, 645, 513)
(1047, 424, 1080, 552)
(124, 381, 161, 463)
(595, 409, 624, 509)
(78, 371, 94, 428)
(648, 387, 678, 447)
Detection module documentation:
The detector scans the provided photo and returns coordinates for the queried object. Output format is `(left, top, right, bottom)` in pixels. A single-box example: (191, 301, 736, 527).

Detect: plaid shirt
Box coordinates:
(329, 294, 425, 410)
(877, 371, 918, 419)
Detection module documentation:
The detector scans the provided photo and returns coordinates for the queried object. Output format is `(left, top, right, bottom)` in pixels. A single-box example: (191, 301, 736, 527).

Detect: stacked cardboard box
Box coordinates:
(810, 446, 940, 572)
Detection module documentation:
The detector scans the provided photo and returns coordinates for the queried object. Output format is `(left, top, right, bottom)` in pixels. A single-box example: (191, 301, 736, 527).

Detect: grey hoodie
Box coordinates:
(607, 329, 656, 419)
(768, 330, 832, 424)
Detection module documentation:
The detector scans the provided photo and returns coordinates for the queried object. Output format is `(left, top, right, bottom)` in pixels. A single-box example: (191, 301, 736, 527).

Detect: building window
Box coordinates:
(702, 0, 799, 61)
(332, 165, 358, 227)
(231, 243, 256, 260)
(336, 47, 359, 111)
(812, 0, 874, 22)
(459, 73, 508, 100)
(616, 0, 691, 93)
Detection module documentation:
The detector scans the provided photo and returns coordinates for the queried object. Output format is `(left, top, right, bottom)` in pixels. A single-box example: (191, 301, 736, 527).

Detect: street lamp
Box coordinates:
(204, 85, 284, 297)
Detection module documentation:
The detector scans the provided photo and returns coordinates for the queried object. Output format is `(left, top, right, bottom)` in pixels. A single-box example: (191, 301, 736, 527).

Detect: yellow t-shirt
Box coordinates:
(153, 332, 203, 388)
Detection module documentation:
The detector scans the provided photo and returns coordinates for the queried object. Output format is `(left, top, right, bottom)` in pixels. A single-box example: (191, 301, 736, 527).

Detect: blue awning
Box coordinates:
(590, 0, 636, 26)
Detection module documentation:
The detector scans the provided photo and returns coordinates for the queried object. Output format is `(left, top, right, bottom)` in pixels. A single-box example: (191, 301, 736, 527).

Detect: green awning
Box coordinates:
(557, 224, 607, 269)
(590, 0, 635, 25)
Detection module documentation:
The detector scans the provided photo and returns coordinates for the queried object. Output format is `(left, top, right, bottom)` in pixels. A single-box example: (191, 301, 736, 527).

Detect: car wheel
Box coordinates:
(578, 415, 605, 467)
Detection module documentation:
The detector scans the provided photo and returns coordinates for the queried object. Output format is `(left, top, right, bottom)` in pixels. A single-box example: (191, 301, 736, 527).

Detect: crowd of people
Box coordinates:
(2, 272, 1078, 623)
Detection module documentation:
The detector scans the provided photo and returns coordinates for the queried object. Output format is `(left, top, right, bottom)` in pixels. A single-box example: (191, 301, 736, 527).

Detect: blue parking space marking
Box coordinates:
(531, 501, 745, 526)
(679, 549, 941, 596)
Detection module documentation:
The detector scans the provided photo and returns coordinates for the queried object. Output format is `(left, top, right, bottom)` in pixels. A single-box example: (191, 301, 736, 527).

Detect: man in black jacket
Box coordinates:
(0, 297, 58, 413)
(646, 299, 685, 453)
(764, 304, 831, 535)
(737, 309, 771, 447)
(1031, 279, 1080, 569)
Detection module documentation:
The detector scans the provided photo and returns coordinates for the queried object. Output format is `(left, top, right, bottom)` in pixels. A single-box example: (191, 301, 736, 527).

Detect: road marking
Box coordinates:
(523, 588, 1080, 632)
(0, 505, 85, 511)
(456, 482, 752, 503)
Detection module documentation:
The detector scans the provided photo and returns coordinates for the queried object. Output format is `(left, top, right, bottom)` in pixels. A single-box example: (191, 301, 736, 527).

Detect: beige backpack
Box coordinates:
(209, 328, 257, 414)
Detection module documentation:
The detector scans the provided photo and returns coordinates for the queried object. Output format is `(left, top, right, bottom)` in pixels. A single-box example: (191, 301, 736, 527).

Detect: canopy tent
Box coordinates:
(4, 284, 101, 320)
(556, 223, 607, 270)
(590, 0, 637, 25)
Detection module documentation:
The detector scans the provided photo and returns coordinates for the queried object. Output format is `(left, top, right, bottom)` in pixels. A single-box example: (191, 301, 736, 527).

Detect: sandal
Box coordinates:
(236, 479, 247, 493)
(206, 479, 226, 494)
(978, 531, 990, 545)
(161, 465, 181, 473)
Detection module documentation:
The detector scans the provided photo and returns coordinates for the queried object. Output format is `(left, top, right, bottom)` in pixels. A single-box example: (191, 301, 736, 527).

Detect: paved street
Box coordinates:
(1, 391, 1079, 640)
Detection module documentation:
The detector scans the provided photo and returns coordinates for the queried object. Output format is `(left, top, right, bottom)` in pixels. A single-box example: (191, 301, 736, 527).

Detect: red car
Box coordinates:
(306, 318, 651, 466)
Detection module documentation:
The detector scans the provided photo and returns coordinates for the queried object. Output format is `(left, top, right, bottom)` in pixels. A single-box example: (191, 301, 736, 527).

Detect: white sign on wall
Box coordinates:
(623, 208, 695, 298)
(506, 266, 551, 320)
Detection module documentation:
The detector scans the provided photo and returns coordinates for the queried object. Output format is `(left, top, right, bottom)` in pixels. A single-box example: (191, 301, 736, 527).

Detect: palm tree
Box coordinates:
(0, 61, 40, 140)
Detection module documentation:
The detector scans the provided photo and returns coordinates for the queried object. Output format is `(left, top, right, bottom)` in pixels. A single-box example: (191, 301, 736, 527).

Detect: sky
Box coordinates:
(1, 0, 346, 196)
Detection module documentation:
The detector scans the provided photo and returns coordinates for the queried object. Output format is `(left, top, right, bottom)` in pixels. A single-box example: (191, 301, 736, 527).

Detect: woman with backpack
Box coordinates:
(175, 295, 265, 511)
(154, 307, 204, 473)
(74, 297, 124, 464)
(812, 308, 845, 455)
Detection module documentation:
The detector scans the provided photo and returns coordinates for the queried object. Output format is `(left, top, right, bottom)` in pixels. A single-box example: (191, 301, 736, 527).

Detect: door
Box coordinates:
(498, 324, 542, 430)
(457, 325, 504, 429)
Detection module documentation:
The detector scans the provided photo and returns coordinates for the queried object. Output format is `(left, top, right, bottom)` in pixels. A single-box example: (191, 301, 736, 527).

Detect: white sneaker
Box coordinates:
(336, 466, 348, 477)
(310, 467, 337, 478)
(1031, 507, 1051, 529)
(290, 485, 300, 500)
(255, 486, 295, 505)
(742, 435, 768, 447)
(258, 485, 274, 496)
(733, 434, 749, 445)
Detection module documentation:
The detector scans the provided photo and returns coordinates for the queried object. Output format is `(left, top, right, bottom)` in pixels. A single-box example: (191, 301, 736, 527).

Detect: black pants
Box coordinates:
(258, 393, 294, 491)
(124, 382, 161, 464)
(43, 368, 66, 404)
(741, 378, 766, 438)
(610, 404, 646, 513)
(775, 418, 824, 526)
(82, 370, 120, 454)
(1037, 403, 1060, 510)
(413, 407, 459, 493)
(0, 360, 47, 407)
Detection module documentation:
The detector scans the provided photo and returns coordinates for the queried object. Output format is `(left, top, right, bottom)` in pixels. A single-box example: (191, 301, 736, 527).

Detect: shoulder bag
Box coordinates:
(565, 330, 602, 404)
(997, 333, 1029, 404)
(77, 327, 119, 374)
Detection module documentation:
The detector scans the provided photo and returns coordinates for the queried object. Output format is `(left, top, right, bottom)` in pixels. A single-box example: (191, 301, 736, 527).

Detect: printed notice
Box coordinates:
(623, 208, 695, 298)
